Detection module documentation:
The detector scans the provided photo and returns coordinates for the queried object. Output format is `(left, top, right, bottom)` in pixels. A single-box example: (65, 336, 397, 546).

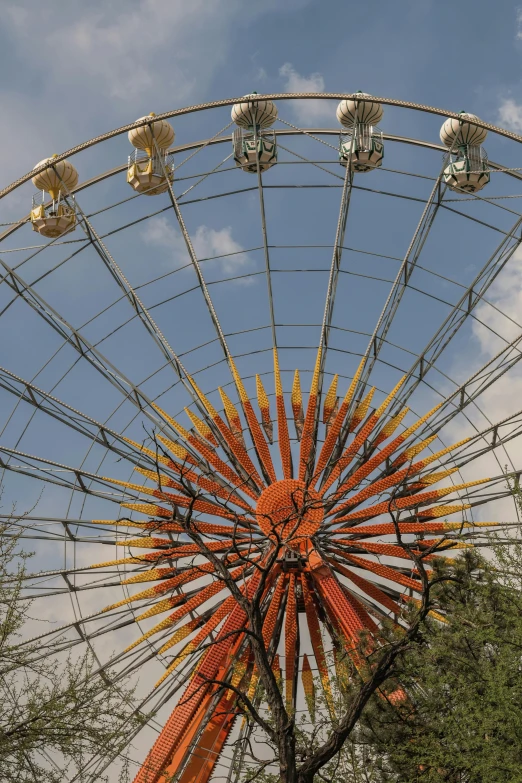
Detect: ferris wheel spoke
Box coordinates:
(376, 352, 522, 489)
(0, 444, 148, 503)
(303, 343, 514, 495)
(1, 236, 89, 305)
(387, 213, 522, 418)
(11, 607, 139, 657)
(0, 365, 177, 471)
(349, 159, 450, 413)
(0, 360, 260, 522)
(329, 392, 522, 513)
(325, 262, 522, 493)
(410, 328, 522, 448)
(318, 168, 353, 362)
(319, 379, 518, 516)
(297, 162, 358, 483)
(177, 151, 235, 201)
(156, 139, 279, 485)
(0, 255, 235, 455)
(325, 555, 403, 616)
(67, 664, 185, 783)
(160, 152, 232, 364)
(65, 189, 225, 419)
(13, 587, 226, 669)
(276, 140, 344, 180)
(440, 408, 522, 471)
(3, 206, 272, 484)
(253, 127, 278, 353)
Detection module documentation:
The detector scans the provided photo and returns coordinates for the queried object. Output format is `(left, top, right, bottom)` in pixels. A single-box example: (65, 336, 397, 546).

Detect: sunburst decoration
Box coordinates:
(92, 347, 497, 783)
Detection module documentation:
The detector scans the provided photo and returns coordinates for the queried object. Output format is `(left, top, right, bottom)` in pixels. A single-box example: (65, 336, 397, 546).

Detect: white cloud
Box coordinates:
(494, 6, 522, 133)
(3, 1, 309, 106)
(279, 63, 325, 94)
(0, 92, 59, 219)
(497, 98, 522, 131)
(142, 217, 256, 282)
(45, 3, 194, 101)
(472, 247, 522, 357)
(5, 5, 28, 26)
(193, 224, 254, 278)
(0, 0, 314, 190)
(254, 66, 268, 82)
(6, 0, 220, 103)
(142, 216, 186, 259)
(439, 247, 522, 519)
(279, 63, 331, 123)
(517, 7, 522, 40)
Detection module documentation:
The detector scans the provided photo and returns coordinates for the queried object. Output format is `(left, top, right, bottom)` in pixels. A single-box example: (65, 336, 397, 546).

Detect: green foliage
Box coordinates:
(361, 546, 522, 783)
(239, 541, 522, 783)
(0, 518, 137, 783)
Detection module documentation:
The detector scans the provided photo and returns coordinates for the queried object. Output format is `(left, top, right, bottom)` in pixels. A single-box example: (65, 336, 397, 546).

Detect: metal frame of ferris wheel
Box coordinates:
(2, 94, 522, 781)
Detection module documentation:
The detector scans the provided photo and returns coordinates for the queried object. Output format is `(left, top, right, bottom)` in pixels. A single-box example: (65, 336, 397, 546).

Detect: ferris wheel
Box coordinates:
(2, 91, 522, 783)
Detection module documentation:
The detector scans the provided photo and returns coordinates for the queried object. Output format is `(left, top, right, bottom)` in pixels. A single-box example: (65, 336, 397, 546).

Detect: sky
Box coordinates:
(3, 0, 522, 779)
(0, 0, 522, 181)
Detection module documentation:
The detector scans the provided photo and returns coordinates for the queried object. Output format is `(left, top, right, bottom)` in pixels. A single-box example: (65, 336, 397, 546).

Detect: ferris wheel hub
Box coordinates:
(256, 479, 323, 547)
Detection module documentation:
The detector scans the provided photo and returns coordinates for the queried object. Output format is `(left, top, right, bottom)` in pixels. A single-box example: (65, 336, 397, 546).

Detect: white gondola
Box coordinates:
(127, 113, 175, 195)
(337, 92, 384, 172)
(440, 112, 490, 193)
(231, 93, 278, 173)
(31, 156, 78, 238)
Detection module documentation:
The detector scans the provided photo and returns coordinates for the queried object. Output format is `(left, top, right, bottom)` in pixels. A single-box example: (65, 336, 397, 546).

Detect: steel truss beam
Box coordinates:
(0, 366, 163, 469)
(0, 254, 189, 439)
(253, 125, 278, 351)
(0, 445, 143, 504)
(350, 157, 450, 406)
(387, 216, 522, 419)
(61, 177, 242, 433)
(339, 340, 522, 499)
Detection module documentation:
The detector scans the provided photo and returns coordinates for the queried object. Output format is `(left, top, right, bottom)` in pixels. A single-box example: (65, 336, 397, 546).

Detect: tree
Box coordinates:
(238, 544, 522, 783)
(133, 443, 460, 783)
(355, 545, 522, 783)
(234, 648, 389, 783)
(0, 514, 138, 783)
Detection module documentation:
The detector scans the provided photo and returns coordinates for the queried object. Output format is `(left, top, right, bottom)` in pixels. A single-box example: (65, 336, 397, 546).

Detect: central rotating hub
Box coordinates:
(256, 479, 323, 548)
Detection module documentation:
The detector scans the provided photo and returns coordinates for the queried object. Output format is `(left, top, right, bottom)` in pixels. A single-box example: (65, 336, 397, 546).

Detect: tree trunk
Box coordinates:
(279, 724, 297, 783)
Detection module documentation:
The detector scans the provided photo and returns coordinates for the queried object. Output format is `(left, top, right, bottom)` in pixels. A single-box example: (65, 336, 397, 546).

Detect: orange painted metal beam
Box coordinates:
(133, 568, 263, 783)
(301, 574, 335, 718)
(291, 370, 304, 441)
(321, 377, 406, 496)
(256, 374, 274, 444)
(301, 654, 315, 721)
(284, 574, 298, 712)
(174, 688, 238, 783)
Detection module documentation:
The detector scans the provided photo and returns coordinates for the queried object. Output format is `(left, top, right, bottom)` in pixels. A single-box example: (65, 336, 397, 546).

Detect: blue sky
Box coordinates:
(1, 0, 522, 182)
